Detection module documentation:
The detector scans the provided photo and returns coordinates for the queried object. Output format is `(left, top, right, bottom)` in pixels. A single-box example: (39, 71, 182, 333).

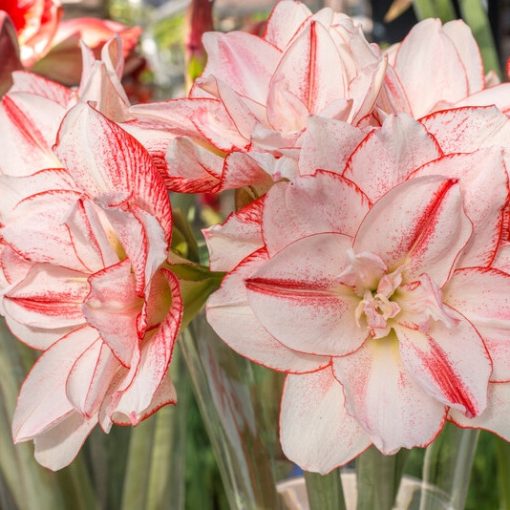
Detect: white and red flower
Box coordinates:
(0, 103, 182, 470)
(206, 112, 510, 473)
(382, 18, 510, 118)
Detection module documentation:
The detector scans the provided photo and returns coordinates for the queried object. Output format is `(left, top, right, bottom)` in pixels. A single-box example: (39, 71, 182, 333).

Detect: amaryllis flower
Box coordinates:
(206, 113, 510, 472)
(1, 0, 61, 66)
(128, 0, 386, 194)
(383, 18, 510, 119)
(0, 0, 140, 83)
(0, 103, 182, 470)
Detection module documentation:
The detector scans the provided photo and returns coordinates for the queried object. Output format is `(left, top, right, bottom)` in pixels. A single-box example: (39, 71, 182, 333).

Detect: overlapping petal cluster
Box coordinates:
(206, 104, 510, 473)
(0, 45, 182, 470)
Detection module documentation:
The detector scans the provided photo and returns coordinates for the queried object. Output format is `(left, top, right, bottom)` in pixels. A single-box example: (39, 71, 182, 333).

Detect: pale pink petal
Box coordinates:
(163, 136, 224, 193)
(344, 113, 442, 202)
(202, 31, 281, 104)
(107, 269, 182, 424)
(353, 176, 472, 287)
(280, 368, 371, 474)
(221, 151, 274, 190)
(455, 83, 510, 113)
(395, 310, 491, 417)
(395, 19, 468, 117)
(0, 94, 61, 176)
(267, 20, 348, 132)
(3, 316, 68, 351)
(450, 382, 510, 440)
(264, 0, 311, 50)
(33, 412, 98, 471)
(246, 233, 367, 356)
(333, 336, 446, 453)
(83, 261, 140, 367)
(66, 339, 119, 416)
(263, 171, 370, 256)
(12, 326, 98, 442)
(203, 196, 265, 272)
(3, 265, 89, 330)
(443, 20, 484, 95)
(411, 149, 508, 267)
(298, 117, 364, 176)
(206, 249, 329, 373)
(445, 268, 510, 382)
(420, 105, 510, 154)
(11, 71, 73, 106)
(110, 375, 176, 426)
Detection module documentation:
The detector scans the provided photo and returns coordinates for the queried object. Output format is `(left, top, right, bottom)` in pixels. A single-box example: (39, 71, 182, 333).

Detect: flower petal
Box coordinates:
(247, 233, 367, 357)
(450, 382, 510, 440)
(263, 171, 370, 256)
(411, 149, 508, 267)
(333, 335, 446, 453)
(203, 196, 265, 272)
(344, 113, 442, 202)
(420, 105, 510, 154)
(33, 412, 97, 471)
(353, 176, 472, 286)
(298, 116, 364, 176)
(445, 268, 510, 382)
(206, 249, 329, 373)
(395, 19, 468, 117)
(395, 310, 491, 418)
(280, 368, 371, 474)
(264, 0, 311, 50)
(13, 326, 98, 442)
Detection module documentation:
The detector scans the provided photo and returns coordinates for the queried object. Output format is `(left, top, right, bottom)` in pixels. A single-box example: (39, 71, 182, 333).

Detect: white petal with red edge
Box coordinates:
(0, 94, 61, 176)
(11, 71, 73, 106)
(411, 149, 508, 267)
(445, 268, 510, 382)
(395, 19, 468, 117)
(298, 117, 364, 176)
(66, 340, 119, 416)
(344, 113, 442, 202)
(13, 326, 98, 442)
(202, 31, 280, 104)
(3, 265, 88, 330)
(263, 172, 370, 256)
(395, 311, 491, 418)
(450, 382, 510, 440)
(107, 270, 182, 424)
(33, 412, 98, 471)
(333, 336, 446, 453)
(420, 106, 510, 154)
(455, 83, 510, 113)
(264, 0, 311, 50)
(267, 20, 348, 131)
(247, 233, 367, 357)
(204, 197, 265, 272)
(353, 176, 472, 287)
(280, 368, 371, 474)
(443, 20, 484, 95)
(83, 261, 140, 367)
(206, 249, 329, 373)
(55, 103, 172, 239)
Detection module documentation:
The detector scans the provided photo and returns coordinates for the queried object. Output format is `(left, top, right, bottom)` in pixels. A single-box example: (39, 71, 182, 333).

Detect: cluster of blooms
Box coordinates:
(2, 0, 510, 473)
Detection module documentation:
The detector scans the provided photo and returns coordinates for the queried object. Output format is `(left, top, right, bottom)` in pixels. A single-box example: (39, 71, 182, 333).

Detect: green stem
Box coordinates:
(413, 0, 456, 22)
(305, 469, 346, 510)
(495, 438, 510, 510)
(419, 425, 479, 510)
(458, 0, 501, 76)
(356, 447, 409, 510)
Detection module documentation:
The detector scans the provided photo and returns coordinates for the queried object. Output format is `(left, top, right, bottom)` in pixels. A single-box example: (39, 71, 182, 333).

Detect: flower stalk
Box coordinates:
(304, 469, 346, 510)
(356, 448, 409, 510)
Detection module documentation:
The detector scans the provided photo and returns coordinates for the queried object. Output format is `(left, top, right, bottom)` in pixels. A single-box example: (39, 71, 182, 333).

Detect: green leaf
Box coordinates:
(412, 0, 456, 22)
(458, 0, 501, 76)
